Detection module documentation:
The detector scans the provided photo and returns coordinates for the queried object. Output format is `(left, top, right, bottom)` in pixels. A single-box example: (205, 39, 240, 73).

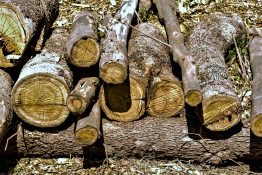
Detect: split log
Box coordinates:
(67, 11, 100, 67)
(67, 77, 99, 114)
(75, 101, 101, 146)
(128, 23, 184, 118)
(99, 0, 138, 84)
(186, 14, 245, 131)
(153, 0, 202, 107)
(0, 69, 12, 143)
(0, 0, 59, 67)
(249, 35, 262, 137)
(11, 28, 73, 128)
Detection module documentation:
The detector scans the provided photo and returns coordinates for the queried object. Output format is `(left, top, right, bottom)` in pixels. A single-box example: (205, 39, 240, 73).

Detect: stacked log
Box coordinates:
(186, 14, 245, 131)
(0, 0, 59, 67)
(11, 28, 73, 128)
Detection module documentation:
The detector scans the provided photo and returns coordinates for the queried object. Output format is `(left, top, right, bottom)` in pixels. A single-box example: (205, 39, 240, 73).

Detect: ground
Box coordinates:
(2, 0, 262, 174)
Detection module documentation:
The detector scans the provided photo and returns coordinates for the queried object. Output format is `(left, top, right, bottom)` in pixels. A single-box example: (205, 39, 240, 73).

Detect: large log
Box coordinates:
(99, 0, 138, 84)
(0, 0, 59, 67)
(66, 11, 100, 67)
(186, 14, 245, 131)
(11, 28, 73, 128)
(249, 34, 262, 137)
(0, 69, 12, 143)
(153, 0, 202, 107)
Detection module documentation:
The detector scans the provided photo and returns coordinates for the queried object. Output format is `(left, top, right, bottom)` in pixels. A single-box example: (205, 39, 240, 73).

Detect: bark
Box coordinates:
(67, 77, 99, 114)
(249, 35, 262, 137)
(99, 0, 138, 84)
(66, 11, 100, 67)
(11, 28, 73, 128)
(75, 101, 101, 146)
(153, 0, 202, 106)
(0, 0, 59, 67)
(0, 69, 12, 143)
(186, 14, 245, 131)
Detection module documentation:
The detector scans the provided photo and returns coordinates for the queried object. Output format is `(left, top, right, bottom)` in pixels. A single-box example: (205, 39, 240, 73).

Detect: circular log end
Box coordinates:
(100, 62, 127, 84)
(203, 96, 240, 131)
(185, 90, 202, 107)
(147, 81, 184, 118)
(75, 126, 99, 146)
(70, 37, 100, 67)
(251, 115, 262, 137)
(100, 77, 146, 121)
(67, 95, 87, 114)
(12, 74, 70, 127)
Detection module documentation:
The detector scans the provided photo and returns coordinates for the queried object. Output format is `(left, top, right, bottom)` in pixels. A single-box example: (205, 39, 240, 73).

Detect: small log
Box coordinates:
(249, 35, 262, 137)
(99, 0, 138, 84)
(67, 77, 99, 114)
(0, 69, 12, 143)
(75, 101, 101, 146)
(153, 0, 202, 106)
(129, 23, 184, 118)
(11, 28, 73, 128)
(186, 14, 244, 131)
(67, 11, 100, 67)
(0, 0, 59, 67)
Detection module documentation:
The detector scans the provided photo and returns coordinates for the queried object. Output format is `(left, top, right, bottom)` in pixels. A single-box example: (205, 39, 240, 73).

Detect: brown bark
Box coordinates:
(153, 0, 202, 107)
(67, 77, 99, 114)
(99, 0, 138, 84)
(0, 69, 13, 144)
(66, 11, 100, 67)
(0, 0, 59, 67)
(249, 35, 262, 137)
(186, 14, 245, 131)
(75, 101, 101, 146)
(11, 28, 73, 128)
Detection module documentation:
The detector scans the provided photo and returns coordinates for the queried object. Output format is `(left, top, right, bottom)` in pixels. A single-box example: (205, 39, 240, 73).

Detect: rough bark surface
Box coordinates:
(249, 35, 262, 137)
(153, 0, 202, 107)
(0, 69, 12, 143)
(11, 28, 73, 128)
(186, 14, 245, 131)
(99, 0, 138, 84)
(67, 11, 100, 67)
(0, 0, 59, 67)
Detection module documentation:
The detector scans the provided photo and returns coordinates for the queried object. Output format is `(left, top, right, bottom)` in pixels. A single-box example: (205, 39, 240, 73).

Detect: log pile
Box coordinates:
(1, 0, 262, 169)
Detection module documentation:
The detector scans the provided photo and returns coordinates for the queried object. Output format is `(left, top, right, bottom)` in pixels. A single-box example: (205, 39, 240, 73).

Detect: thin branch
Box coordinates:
(4, 133, 17, 151)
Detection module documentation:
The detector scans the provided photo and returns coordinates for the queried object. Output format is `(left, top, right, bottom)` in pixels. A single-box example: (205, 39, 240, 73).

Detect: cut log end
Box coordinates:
(75, 126, 99, 146)
(70, 37, 100, 67)
(67, 95, 87, 114)
(147, 81, 184, 118)
(100, 62, 127, 84)
(185, 90, 203, 107)
(12, 74, 70, 127)
(100, 77, 145, 122)
(251, 115, 262, 137)
(203, 96, 240, 131)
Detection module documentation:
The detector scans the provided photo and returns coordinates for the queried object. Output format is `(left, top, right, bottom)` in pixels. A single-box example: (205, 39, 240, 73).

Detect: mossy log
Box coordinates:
(250, 35, 262, 137)
(0, 69, 12, 143)
(11, 28, 73, 128)
(0, 0, 59, 67)
(153, 0, 202, 107)
(67, 11, 100, 67)
(186, 14, 244, 131)
(99, 0, 138, 84)
(67, 77, 99, 114)
(75, 101, 101, 146)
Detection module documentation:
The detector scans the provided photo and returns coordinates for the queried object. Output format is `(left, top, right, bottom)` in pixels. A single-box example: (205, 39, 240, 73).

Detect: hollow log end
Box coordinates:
(100, 77, 146, 122)
(67, 95, 87, 114)
(203, 96, 240, 131)
(70, 37, 100, 67)
(12, 74, 70, 127)
(100, 62, 127, 84)
(251, 115, 262, 137)
(185, 90, 203, 107)
(75, 126, 99, 146)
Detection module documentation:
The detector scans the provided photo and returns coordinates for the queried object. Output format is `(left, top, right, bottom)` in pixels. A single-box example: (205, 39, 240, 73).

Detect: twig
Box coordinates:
(4, 133, 17, 151)
(71, 3, 90, 8)
(233, 37, 247, 79)
(134, 11, 142, 24)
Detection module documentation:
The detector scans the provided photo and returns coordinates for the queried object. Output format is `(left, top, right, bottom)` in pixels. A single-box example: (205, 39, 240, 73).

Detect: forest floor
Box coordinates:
(2, 0, 262, 174)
